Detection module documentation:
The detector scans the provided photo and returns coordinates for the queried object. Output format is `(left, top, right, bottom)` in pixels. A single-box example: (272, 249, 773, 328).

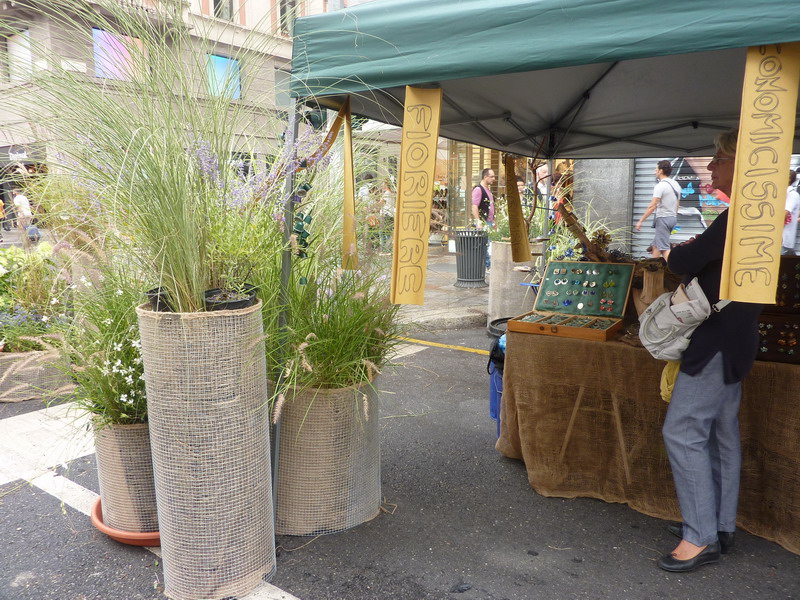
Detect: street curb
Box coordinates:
(399, 307, 488, 333)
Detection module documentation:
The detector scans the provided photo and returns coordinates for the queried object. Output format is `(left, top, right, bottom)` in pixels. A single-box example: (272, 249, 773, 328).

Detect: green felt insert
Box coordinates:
(534, 261, 633, 319)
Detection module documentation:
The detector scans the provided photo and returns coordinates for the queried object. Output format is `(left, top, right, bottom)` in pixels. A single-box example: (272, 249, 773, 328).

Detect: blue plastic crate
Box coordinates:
(489, 362, 503, 438)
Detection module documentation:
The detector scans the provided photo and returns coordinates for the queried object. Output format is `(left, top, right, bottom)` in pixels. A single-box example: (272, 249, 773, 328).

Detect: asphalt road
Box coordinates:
(1, 327, 799, 600)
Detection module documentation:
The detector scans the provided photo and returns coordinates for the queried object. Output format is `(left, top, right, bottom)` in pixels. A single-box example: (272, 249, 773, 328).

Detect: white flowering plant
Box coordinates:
(62, 266, 147, 427)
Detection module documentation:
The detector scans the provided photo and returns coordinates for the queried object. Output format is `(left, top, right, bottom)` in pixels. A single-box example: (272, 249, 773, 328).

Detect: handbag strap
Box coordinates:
(712, 299, 731, 312)
(666, 179, 681, 202)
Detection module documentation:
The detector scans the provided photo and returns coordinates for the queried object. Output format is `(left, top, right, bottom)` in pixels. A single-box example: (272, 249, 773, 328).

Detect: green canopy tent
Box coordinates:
(290, 0, 800, 158)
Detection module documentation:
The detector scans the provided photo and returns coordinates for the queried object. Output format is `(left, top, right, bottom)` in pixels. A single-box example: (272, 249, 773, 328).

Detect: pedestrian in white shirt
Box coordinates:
(783, 171, 800, 256)
(12, 189, 32, 230)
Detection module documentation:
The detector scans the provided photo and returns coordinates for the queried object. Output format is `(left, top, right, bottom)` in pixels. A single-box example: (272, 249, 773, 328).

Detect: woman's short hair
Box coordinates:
(656, 160, 672, 176)
(790, 170, 797, 186)
(714, 129, 739, 156)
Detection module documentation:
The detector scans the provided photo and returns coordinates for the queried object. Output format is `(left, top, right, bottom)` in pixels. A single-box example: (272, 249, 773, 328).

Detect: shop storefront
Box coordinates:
(446, 141, 545, 230)
(0, 144, 47, 223)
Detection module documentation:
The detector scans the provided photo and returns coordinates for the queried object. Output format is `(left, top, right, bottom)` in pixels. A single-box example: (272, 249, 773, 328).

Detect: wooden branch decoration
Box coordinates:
(555, 202, 609, 262)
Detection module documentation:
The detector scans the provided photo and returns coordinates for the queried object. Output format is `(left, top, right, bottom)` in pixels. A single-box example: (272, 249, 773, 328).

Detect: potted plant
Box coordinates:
(270, 250, 402, 536)
(0, 244, 73, 403)
(62, 264, 159, 544)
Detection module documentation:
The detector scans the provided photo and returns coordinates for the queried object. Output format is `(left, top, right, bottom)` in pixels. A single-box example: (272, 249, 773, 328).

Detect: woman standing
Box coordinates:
(658, 129, 763, 573)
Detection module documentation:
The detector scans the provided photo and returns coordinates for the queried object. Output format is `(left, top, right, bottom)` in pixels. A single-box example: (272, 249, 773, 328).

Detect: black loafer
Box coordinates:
(657, 542, 721, 573)
(666, 523, 735, 554)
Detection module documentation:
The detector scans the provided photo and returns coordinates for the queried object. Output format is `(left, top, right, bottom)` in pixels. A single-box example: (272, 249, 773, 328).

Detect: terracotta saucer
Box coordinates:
(90, 498, 160, 547)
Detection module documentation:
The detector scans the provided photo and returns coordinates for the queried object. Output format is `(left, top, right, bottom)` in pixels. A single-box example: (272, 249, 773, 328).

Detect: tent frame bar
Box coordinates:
(442, 94, 506, 148)
(443, 112, 511, 127)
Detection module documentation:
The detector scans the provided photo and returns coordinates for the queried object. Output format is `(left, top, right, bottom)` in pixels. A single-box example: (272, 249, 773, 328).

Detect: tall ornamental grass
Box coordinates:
(3, 0, 287, 312)
(3, 0, 403, 399)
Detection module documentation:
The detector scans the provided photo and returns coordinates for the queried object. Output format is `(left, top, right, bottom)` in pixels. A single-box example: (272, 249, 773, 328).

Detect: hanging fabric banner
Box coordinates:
(720, 43, 800, 303)
(341, 97, 358, 270)
(503, 154, 532, 262)
(390, 87, 443, 305)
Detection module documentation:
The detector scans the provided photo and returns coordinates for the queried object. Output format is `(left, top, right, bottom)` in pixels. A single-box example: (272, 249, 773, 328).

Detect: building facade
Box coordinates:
(0, 0, 371, 218)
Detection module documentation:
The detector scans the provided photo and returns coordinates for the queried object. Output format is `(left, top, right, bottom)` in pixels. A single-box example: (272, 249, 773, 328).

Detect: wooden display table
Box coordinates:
(496, 331, 800, 555)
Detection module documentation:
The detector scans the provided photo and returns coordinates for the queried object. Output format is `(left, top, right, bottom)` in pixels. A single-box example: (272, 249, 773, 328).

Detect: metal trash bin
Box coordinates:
(453, 228, 488, 288)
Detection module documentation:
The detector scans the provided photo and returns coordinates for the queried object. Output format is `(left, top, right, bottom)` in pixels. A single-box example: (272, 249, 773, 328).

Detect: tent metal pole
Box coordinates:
(544, 156, 553, 246)
(272, 98, 301, 522)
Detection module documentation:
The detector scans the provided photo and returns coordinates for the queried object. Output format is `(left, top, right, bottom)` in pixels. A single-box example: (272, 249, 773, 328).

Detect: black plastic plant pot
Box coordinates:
(204, 286, 258, 311)
(145, 287, 173, 312)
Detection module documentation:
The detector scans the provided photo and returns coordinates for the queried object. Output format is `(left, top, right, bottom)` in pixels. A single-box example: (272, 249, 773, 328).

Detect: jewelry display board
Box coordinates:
(766, 255, 800, 313)
(757, 314, 800, 364)
(508, 261, 634, 341)
(757, 256, 800, 364)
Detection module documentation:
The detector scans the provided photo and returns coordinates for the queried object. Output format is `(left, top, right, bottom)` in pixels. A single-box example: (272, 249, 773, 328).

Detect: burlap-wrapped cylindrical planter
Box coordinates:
(276, 380, 380, 535)
(0, 347, 74, 403)
(136, 301, 274, 600)
(94, 422, 158, 532)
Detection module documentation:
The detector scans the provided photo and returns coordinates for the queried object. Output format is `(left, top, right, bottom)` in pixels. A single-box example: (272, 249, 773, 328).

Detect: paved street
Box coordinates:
(1, 249, 799, 599)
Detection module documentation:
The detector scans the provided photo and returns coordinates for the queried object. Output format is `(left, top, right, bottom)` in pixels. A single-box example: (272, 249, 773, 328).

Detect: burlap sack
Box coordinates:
(136, 301, 274, 600)
(94, 422, 158, 532)
(275, 380, 380, 536)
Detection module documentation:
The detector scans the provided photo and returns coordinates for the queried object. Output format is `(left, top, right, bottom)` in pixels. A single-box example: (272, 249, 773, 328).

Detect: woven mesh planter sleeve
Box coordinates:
(136, 301, 275, 600)
(276, 381, 380, 536)
(94, 422, 158, 532)
(0, 350, 74, 403)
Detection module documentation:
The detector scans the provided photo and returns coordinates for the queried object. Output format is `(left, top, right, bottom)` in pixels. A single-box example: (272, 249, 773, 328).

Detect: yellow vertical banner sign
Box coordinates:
(390, 87, 443, 305)
(721, 43, 800, 302)
(503, 154, 532, 262)
(341, 97, 358, 270)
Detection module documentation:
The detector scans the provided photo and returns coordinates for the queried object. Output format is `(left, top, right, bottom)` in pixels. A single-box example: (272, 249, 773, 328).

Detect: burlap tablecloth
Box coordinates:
(496, 331, 800, 555)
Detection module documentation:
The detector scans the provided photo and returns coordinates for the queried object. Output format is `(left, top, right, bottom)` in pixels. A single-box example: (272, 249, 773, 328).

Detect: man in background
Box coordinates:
(636, 159, 681, 260)
(471, 168, 495, 271)
(783, 170, 800, 256)
(12, 188, 32, 231)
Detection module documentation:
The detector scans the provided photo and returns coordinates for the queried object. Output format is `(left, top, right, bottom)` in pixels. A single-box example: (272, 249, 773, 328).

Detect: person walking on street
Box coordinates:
(658, 129, 763, 573)
(472, 168, 495, 270)
(636, 160, 681, 260)
(12, 189, 32, 231)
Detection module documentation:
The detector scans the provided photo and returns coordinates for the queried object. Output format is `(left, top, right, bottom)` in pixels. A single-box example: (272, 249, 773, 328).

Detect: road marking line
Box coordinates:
(30, 471, 98, 516)
(1, 404, 300, 600)
(398, 336, 490, 356)
(0, 403, 93, 486)
(391, 342, 427, 359)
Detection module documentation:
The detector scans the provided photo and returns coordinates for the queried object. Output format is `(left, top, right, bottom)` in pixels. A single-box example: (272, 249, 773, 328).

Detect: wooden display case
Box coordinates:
(764, 255, 800, 314)
(755, 256, 800, 364)
(756, 313, 800, 365)
(508, 260, 634, 341)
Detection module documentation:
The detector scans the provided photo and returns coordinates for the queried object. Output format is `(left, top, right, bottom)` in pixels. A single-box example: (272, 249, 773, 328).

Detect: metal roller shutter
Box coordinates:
(632, 156, 800, 258)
